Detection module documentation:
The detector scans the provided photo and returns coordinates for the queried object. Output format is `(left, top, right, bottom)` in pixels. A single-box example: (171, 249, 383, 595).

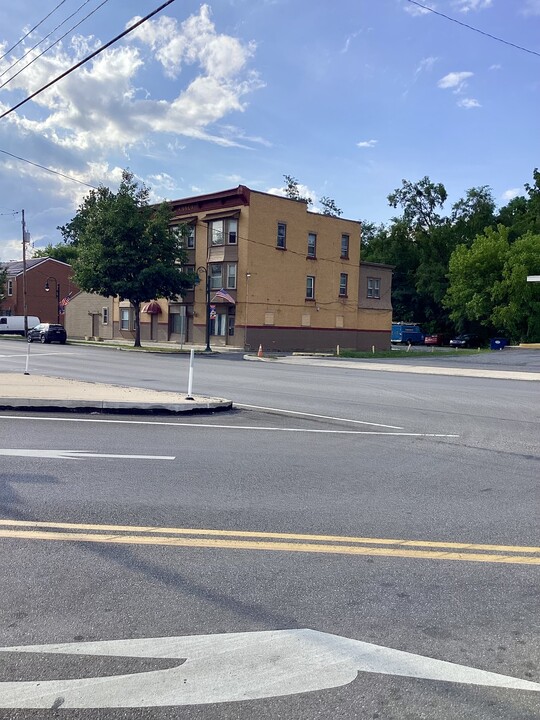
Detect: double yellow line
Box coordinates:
(1, 519, 539, 565)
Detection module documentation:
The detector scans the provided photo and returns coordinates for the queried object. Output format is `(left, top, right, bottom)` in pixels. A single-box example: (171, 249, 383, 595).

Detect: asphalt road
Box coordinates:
(0, 340, 539, 718)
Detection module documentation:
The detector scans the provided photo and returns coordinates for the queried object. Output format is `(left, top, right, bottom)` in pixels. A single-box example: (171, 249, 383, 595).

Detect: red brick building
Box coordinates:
(1, 257, 77, 325)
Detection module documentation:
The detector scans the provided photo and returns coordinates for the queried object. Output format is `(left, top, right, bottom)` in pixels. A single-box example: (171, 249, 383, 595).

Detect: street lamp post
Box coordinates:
(196, 266, 211, 352)
(44, 276, 60, 324)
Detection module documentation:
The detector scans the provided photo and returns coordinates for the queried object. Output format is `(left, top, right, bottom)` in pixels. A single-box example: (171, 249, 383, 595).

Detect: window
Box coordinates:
(339, 273, 348, 297)
(209, 218, 237, 246)
(102, 307, 109, 325)
(210, 263, 223, 290)
(307, 232, 316, 258)
(226, 263, 237, 289)
(7, 279, 13, 296)
(341, 234, 349, 259)
(367, 277, 381, 299)
(184, 225, 195, 249)
(277, 222, 287, 249)
(306, 275, 315, 300)
(228, 218, 237, 244)
(120, 308, 131, 330)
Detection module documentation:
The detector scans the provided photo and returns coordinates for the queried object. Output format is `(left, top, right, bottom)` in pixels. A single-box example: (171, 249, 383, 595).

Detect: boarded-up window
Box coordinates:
(301, 314, 311, 327)
(264, 312, 275, 325)
(336, 315, 344, 328)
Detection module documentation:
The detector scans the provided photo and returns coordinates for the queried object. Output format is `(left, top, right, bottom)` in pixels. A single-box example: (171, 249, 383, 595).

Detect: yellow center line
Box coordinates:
(0, 518, 539, 554)
(0, 528, 539, 565)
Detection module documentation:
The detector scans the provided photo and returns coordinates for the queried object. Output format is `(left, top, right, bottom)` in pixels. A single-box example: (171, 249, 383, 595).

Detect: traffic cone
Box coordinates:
(257, 344, 263, 358)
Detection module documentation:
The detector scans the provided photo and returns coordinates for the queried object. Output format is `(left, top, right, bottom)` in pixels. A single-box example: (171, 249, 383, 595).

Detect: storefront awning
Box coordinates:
(202, 210, 240, 222)
(142, 301, 162, 314)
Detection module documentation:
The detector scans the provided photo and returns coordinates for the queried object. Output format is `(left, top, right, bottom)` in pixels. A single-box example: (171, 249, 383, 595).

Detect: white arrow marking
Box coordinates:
(0, 629, 538, 708)
(0, 449, 174, 460)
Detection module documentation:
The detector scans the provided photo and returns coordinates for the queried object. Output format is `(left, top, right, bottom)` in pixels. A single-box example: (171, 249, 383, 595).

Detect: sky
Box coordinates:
(0, 0, 539, 261)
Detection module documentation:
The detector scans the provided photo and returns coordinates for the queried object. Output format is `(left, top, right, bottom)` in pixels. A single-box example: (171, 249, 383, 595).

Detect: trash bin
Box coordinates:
(490, 338, 509, 350)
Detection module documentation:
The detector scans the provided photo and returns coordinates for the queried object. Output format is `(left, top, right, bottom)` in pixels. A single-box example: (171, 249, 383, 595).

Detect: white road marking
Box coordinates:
(0, 449, 175, 460)
(0, 416, 457, 437)
(0, 629, 538, 708)
(236, 403, 403, 429)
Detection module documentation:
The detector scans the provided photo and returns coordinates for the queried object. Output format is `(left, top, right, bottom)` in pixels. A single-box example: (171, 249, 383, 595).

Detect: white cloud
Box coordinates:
(404, 2, 436, 16)
(522, 0, 540, 15)
(415, 56, 438, 75)
(457, 97, 481, 108)
(266, 183, 317, 205)
(340, 31, 361, 54)
(489, 64, 501, 70)
(437, 71, 473, 92)
(357, 139, 378, 148)
(453, 0, 492, 12)
(501, 188, 522, 201)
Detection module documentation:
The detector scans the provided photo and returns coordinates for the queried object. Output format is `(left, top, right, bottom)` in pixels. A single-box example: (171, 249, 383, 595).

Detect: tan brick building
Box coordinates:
(65, 185, 392, 350)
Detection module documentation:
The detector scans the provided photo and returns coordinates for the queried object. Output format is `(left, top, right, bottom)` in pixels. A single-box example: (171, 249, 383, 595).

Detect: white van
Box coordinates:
(0, 316, 40, 336)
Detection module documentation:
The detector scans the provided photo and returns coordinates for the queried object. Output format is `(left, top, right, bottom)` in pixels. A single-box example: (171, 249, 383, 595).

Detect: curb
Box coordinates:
(0, 398, 233, 415)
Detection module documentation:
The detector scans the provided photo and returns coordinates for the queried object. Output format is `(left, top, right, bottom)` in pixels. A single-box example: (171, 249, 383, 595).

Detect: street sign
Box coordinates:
(0, 629, 538, 708)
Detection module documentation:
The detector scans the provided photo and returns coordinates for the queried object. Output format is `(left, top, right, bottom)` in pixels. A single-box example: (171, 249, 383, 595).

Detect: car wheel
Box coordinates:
(27, 335, 33, 343)
(40, 334, 47, 344)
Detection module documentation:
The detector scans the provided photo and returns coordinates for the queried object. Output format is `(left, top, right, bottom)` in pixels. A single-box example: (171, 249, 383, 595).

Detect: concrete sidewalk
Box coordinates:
(0, 373, 232, 414)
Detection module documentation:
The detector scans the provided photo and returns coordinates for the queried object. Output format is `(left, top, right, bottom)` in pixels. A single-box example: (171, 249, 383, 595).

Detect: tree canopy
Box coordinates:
(59, 170, 193, 346)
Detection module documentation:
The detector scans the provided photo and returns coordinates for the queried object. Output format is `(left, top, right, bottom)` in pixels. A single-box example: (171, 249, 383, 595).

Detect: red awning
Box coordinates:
(142, 301, 162, 314)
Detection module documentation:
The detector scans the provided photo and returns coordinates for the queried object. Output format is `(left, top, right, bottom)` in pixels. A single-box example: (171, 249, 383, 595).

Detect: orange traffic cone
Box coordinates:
(257, 344, 263, 358)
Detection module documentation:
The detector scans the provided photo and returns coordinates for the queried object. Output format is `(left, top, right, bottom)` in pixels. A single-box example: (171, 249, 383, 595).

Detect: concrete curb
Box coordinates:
(0, 398, 233, 415)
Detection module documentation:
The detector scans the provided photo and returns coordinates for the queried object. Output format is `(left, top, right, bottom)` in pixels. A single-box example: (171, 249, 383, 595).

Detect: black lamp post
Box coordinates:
(196, 266, 211, 352)
(44, 276, 60, 324)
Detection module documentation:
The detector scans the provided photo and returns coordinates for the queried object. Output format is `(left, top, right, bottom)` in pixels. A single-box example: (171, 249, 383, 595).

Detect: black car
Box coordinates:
(27, 323, 67, 344)
(449, 333, 480, 348)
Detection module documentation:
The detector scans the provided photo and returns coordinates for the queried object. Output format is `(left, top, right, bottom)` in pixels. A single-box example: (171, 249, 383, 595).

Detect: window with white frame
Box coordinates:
(102, 307, 109, 325)
(120, 308, 131, 330)
(209, 218, 237, 246)
(226, 263, 237, 289)
(307, 232, 316, 258)
(210, 263, 223, 289)
(306, 275, 315, 300)
(367, 277, 381, 299)
(339, 273, 348, 297)
(341, 234, 349, 259)
(277, 222, 286, 249)
(7, 279, 13, 296)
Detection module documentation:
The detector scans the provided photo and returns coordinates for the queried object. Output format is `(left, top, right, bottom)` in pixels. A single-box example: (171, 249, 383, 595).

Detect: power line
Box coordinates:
(0, 0, 97, 83)
(406, 0, 540, 58)
(0, 0, 69, 62)
(0, 0, 110, 91)
(0, 0, 177, 120)
(0, 148, 98, 189)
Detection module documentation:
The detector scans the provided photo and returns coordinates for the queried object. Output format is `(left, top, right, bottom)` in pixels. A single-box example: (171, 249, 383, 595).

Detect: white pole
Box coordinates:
(186, 348, 195, 399)
(336, 344, 340, 356)
(24, 340, 30, 375)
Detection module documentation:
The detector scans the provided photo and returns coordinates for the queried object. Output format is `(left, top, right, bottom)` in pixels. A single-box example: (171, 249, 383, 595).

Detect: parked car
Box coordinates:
(449, 333, 480, 348)
(424, 333, 449, 346)
(27, 323, 67, 344)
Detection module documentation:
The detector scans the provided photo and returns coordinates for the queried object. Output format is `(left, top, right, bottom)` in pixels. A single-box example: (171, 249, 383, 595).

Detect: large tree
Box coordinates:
(59, 170, 193, 347)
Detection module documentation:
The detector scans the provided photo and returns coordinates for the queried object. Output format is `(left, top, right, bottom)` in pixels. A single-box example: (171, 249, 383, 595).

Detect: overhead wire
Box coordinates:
(0, 148, 98, 189)
(0, 0, 100, 85)
(406, 0, 540, 58)
(0, 0, 177, 120)
(0, 0, 69, 62)
(0, 0, 110, 91)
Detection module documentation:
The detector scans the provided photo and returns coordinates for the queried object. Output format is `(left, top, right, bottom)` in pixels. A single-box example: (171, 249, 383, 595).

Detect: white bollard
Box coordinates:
(24, 340, 30, 375)
(186, 348, 195, 399)
(336, 344, 340, 357)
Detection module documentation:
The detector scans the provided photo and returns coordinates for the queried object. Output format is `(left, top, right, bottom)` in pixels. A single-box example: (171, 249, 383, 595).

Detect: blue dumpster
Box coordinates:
(490, 338, 509, 350)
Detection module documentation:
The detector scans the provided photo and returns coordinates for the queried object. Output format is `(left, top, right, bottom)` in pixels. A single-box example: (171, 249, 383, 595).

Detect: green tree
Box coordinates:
(283, 175, 312, 205)
(33, 243, 79, 265)
(59, 170, 193, 347)
(387, 176, 447, 233)
(320, 196, 342, 217)
(491, 232, 540, 341)
(444, 225, 510, 335)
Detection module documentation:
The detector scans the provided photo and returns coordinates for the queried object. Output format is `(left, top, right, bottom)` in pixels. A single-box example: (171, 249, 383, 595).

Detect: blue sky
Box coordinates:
(0, 0, 539, 260)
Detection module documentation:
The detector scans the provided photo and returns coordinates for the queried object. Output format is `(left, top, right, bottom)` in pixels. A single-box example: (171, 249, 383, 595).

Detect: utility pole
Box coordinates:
(21, 209, 29, 336)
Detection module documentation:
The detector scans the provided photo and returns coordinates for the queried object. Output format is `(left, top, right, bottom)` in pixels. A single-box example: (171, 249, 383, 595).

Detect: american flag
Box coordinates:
(213, 288, 236, 304)
(58, 292, 73, 314)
